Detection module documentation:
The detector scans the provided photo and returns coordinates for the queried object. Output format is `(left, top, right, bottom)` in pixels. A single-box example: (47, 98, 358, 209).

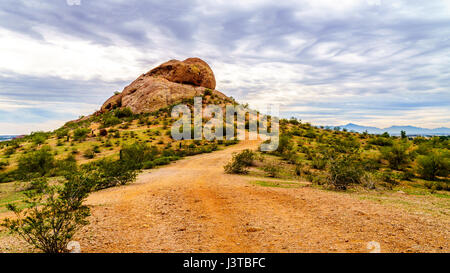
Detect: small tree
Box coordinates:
(401, 130, 407, 140)
(2, 175, 92, 253)
(73, 128, 90, 141)
(381, 142, 412, 170)
(120, 142, 158, 170)
(18, 146, 55, 178)
(327, 154, 364, 190)
(416, 152, 449, 181)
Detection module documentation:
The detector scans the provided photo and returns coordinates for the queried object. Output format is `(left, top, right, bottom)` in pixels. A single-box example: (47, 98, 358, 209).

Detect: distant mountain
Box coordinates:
(336, 123, 450, 136)
(0, 135, 18, 142)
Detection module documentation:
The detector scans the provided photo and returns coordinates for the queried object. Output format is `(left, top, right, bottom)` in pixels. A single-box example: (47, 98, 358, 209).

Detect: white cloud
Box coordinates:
(0, 27, 152, 82)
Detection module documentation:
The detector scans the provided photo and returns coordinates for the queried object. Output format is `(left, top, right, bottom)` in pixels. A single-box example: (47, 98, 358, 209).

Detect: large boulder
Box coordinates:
(101, 58, 227, 114)
(146, 57, 216, 89)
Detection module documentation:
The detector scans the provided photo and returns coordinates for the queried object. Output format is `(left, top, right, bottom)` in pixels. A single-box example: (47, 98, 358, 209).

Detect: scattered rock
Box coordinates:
(246, 227, 260, 233)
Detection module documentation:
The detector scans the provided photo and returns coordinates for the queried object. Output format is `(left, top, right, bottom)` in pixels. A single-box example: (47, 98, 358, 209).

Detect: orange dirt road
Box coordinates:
(76, 140, 449, 253)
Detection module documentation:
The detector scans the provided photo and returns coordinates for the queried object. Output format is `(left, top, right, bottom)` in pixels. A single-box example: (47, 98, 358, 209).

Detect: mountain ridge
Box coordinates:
(335, 123, 450, 136)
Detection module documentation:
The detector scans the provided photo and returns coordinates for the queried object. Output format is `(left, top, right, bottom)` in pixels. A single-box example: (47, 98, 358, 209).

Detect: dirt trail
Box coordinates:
(76, 140, 449, 253)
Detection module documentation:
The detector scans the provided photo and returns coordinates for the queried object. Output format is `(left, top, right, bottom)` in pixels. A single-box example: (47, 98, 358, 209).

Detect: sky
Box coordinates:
(0, 0, 449, 134)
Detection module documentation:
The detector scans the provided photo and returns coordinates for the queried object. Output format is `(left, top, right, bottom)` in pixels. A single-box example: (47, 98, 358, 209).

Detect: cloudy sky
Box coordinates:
(0, 0, 449, 134)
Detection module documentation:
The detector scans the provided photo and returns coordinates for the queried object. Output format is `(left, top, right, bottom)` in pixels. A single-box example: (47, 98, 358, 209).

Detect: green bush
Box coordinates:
(311, 156, 327, 170)
(380, 142, 412, 170)
(119, 142, 159, 170)
(368, 137, 393, 146)
(416, 152, 449, 181)
(2, 175, 91, 253)
(114, 107, 133, 118)
(224, 149, 255, 174)
(263, 161, 280, 178)
(73, 128, 90, 141)
(102, 116, 121, 127)
(31, 132, 48, 145)
(17, 146, 55, 178)
(379, 170, 398, 185)
(55, 128, 69, 139)
(0, 160, 9, 170)
(83, 148, 95, 159)
(29, 177, 49, 194)
(142, 161, 156, 169)
(327, 154, 364, 190)
(204, 88, 213, 96)
(55, 155, 77, 176)
(81, 158, 139, 190)
(153, 157, 171, 166)
(275, 135, 293, 155)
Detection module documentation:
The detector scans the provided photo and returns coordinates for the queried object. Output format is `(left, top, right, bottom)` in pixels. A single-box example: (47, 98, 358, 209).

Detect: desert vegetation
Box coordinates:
(224, 117, 449, 194)
(0, 93, 240, 252)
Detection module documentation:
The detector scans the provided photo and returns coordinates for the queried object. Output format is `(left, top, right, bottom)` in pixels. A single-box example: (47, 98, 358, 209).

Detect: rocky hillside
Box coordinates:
(101, 58, 229, 114)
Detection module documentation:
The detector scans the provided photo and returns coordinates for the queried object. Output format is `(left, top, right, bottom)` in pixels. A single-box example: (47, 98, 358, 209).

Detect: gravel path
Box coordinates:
(71, 140, 449, 253)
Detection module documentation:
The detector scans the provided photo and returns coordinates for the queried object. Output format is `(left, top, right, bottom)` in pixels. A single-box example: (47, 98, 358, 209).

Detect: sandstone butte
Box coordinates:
(100, 57, 229, 115)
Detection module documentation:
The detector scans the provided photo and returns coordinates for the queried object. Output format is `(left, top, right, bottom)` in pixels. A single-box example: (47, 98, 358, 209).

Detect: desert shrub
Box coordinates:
(30, 132, 49, 145)
(0, 160, 9, 170)
(330, 137, 360, 153)
(93, 145, 101, 153)
(378, 170, 399, 185)
(55, 155, 78, 176)
(114, 107, 133, 118)
(263, 161, 281, 178)
(104, 139, 112, 147)
(204, 88, 213, 96)
(380, 142, 413, 170)
(311, 156, 327, 170)
(119, 142, 159, 170)
(99, 128, 108, 136)
(224, 139, 239, 146)
(360, 152, 382, 171)
(401, 169, 415, 181)
(303, 130, 316, 139)
(415, 143, 432, 155)
(55, 128, 69, 139)
(28, 177, 49, 194)
(424, 182, 449, 192)
(73, 128, 90, 141)
(17, 146, 55, 179)
(416, 152, 450, 181)
(83, 148, 95, 159)
(224, 149, 255, 174)
(294, 163, 304, 176)
(142, 161, 156, 169)
(368, 137, 393, 147)
(102, 116, 121, 127)
(275, 135, 293, 155)
(81, 158, 139, 190)
(327, 154, 364, 190)
(0, 171, 14, 183)
(360, 172, 377, 189)
(4, 147, 16, 157)
(2, 175, 91, 253)
(153, 157, 171, 166)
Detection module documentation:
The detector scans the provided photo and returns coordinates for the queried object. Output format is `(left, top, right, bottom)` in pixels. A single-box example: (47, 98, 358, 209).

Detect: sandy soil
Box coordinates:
(70, 140, 449, 253)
